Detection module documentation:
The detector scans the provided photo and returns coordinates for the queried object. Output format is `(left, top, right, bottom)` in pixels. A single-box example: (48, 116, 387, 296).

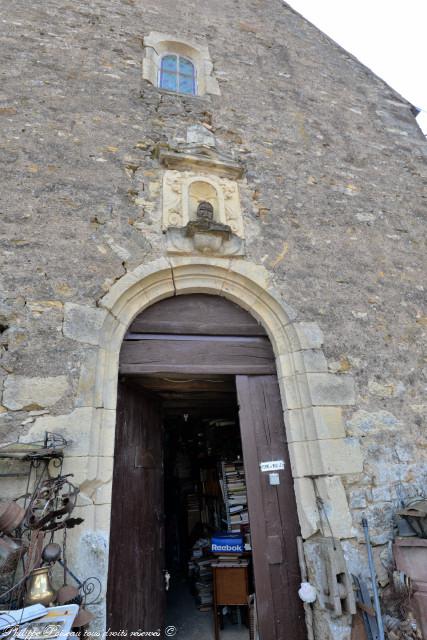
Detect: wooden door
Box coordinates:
(236, 375, 306, 640)
(107, 380, 165, 633)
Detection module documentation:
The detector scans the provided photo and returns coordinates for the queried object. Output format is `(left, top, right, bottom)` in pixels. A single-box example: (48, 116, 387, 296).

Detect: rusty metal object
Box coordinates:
(397, 500, 427, 538)
(72, 607, 94, 628)
(26, 475, 79, 532)
(0, 501, 25, 534)
(56, 584, 81, 605)
(0, 537, 27, 575)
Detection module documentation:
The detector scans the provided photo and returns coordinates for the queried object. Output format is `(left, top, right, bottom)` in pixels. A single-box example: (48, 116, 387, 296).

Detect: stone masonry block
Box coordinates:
(101, 258, 174, 322)
(280, 374, 312, 409)
(301, 350, 328, 373)
(276, 350, 328, 378)
(91, 408, 117, 458)
(291, 322, 324, 350)
(172, 260, 231, 295)
(63, 303, 108, 346)
(60, 455, 113, 487)
(98, 272, 139, 312)
(288, 437, 363, 477)
(306, 373, 356, 406)
(76, 349, 98, 407)
(94, 349, 120, 411)
(315, 476, 355, 538)
(288, 440, 316, 477)
(285, 406, 345, 442)
(318, 438, 363, 476)
(312, 407, 346, 439)
(98, 312, 127, 352)
(3, 375, 70, 411)
(22, 407, 96, 457)
(228, 258, 271, 291)
(294, 477, 320, 539)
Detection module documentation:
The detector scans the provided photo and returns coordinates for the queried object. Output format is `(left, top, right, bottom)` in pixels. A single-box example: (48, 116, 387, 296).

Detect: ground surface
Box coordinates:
(166, 575, 249, 640)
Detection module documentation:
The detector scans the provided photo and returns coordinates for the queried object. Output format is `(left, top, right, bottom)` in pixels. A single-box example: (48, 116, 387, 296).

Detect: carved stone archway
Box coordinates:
(85, 257, 361, 542)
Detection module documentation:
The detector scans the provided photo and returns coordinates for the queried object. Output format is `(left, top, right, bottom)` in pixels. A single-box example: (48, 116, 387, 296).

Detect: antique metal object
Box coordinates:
(352, 575, 379, 640)
(24, 567, 55, 606)
(41, 543, 61, 564)
(26, 475, 79, 532)
(0, 432, 68, 461)
(56, 584, 81, 606)
(0, 537, 26, 575)
(72, 607, 94, 628)
(0, 501, 25, 534)
(57, 560, 102, 605)
(398, 499, 427, 538)
(362, 517, 385, 640)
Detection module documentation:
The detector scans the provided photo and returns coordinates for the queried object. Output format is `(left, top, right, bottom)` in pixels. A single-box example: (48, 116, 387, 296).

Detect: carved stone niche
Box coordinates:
(162, 170, 245, 256)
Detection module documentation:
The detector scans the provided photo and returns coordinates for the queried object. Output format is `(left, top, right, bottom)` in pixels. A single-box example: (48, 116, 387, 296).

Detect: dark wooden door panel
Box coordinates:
(107, 380, 165, 632)
(236, 375, 306, 640)
(119, 336, 275, 375)
(128, 293, 266, 336)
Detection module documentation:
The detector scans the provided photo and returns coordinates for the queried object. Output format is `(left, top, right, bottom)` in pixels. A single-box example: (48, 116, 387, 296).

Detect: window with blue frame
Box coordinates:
(159, 54, 196, 95)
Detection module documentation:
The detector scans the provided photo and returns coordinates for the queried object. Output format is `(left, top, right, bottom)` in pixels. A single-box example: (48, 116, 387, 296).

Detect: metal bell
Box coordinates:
(25, 566, 56, 607)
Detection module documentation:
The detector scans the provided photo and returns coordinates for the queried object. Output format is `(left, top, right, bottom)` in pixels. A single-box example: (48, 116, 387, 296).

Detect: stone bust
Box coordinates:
(196, 200, 214, 221)
(166, 198, 244, 256)
(186, 200, 231, 237)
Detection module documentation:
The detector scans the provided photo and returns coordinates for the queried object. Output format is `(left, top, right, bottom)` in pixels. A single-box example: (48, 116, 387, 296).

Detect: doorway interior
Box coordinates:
(139, 373, 251, 639)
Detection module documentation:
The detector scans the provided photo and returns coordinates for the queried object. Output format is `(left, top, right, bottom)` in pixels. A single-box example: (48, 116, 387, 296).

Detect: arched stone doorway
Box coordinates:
(106, 293, 307, 638)
(80, 257, 360, 635)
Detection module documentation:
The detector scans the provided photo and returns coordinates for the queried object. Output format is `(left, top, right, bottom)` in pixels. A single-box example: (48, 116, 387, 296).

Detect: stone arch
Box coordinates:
(87, 256, 361, 542)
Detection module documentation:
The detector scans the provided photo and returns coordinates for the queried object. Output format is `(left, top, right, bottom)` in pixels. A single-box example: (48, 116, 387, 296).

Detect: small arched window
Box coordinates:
(159, 54, 196, 95)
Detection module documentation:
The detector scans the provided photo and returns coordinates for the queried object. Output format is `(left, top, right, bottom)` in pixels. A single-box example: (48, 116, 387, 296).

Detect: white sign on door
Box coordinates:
(259, 460, 285, 472)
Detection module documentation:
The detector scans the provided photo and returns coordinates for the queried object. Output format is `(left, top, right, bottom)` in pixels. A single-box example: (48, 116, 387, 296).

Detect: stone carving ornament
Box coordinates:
(166, 203, 243, 255)
(162, 170, 244, 238)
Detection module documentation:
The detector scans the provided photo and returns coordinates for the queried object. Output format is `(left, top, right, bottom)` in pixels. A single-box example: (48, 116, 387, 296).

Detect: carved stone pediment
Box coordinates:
(160, 127, 246, 256)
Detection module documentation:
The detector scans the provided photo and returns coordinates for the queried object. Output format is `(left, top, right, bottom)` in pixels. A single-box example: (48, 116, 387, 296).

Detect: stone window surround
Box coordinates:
(142, 31, 220, 96)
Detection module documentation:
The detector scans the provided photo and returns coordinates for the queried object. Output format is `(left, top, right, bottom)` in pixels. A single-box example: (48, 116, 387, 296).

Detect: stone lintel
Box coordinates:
(158, 148, 243, 178)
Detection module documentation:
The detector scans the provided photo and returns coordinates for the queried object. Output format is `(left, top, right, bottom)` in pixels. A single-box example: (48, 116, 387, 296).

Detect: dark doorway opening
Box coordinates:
(151, 374, 251, 639)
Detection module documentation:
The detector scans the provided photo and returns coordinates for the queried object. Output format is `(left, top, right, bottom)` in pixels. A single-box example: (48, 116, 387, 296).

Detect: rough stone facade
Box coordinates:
(1, 1, 426, 639)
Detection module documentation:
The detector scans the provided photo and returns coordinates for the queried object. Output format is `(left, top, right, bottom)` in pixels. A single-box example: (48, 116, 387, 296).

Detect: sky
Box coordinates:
(287, 1, 427, 134)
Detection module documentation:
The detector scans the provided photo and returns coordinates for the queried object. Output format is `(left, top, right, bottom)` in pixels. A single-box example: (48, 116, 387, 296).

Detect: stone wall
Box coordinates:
(1, 1, 426, 638)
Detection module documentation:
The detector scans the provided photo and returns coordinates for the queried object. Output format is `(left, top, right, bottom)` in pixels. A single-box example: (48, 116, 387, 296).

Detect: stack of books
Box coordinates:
(222, 461, 249, 533)
(188, 539, 213, 610)
(211, 556, 249, 568)
(194, 558, 213, 609)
